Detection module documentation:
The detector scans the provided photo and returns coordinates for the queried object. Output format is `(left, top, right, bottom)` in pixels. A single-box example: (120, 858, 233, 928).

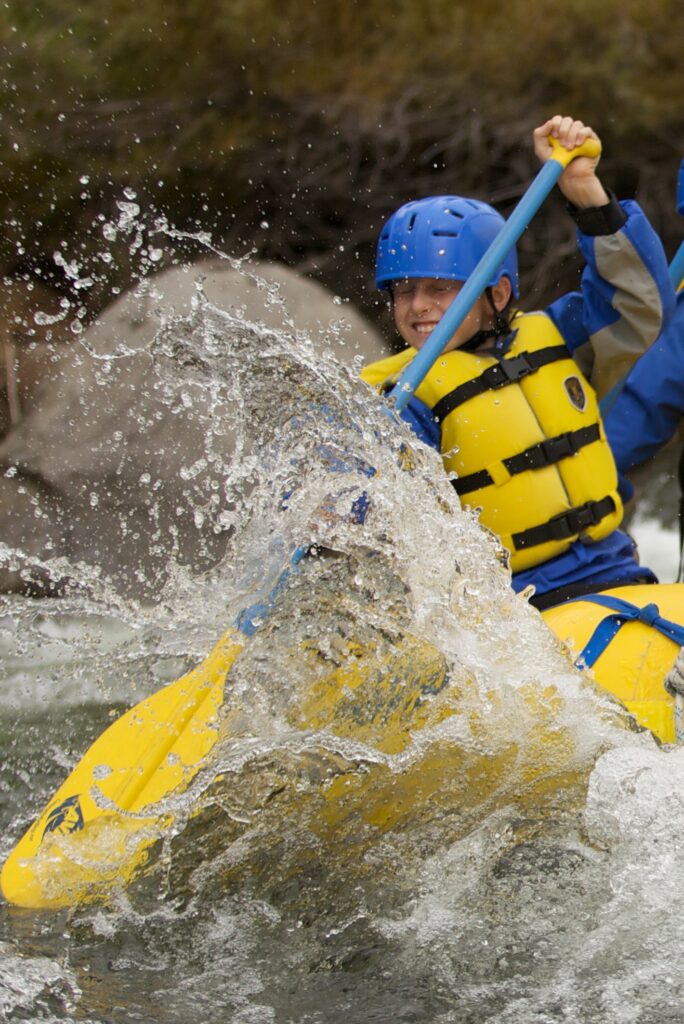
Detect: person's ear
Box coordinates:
(491, 277, 512, 311)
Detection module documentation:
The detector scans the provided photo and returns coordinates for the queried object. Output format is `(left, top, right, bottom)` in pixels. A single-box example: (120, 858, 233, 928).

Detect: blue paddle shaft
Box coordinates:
(235, 543, 310, 636)
(669, 241, 684, 290)
(235, 142, 593, 633)
(677, 157, 684, 216)
(667, 159, 684, 289)
(666, 158, 684, 289)
(388, 157, 567, 412)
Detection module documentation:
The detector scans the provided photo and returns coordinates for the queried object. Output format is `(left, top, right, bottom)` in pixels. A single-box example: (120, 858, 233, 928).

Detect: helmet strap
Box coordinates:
(484, 286, 513, 337)
(459, 328, 498, 353)
(459, 287, 512, 353)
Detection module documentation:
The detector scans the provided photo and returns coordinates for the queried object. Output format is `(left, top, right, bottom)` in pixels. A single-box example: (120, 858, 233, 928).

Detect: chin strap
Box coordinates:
(459, 328, 499, 353)
(459, 289, 512, 353)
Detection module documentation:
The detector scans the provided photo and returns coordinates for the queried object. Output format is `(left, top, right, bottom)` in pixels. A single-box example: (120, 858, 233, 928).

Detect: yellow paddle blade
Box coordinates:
(1, 629, 244, 909)
(2, 623, 454, 909)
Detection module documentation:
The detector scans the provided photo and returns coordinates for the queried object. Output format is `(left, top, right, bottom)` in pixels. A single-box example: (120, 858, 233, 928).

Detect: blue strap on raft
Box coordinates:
(570, 593, 684, 669)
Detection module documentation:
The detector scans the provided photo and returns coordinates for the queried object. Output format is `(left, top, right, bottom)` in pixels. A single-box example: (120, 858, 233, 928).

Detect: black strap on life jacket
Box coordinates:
(453, 423, 602, 497)
(432, 345, 568, 424)
(511, 495, 617, 551)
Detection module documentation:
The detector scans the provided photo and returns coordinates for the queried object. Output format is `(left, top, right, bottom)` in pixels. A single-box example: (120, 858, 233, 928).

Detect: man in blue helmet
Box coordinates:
(361, 115, 675, 609)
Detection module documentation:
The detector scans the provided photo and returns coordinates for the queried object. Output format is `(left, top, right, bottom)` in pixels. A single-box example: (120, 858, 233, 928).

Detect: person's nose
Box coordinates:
(410, 285, 432, 314)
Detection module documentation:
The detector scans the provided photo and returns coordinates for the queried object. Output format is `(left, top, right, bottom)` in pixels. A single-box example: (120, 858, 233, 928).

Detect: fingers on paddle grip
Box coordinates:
(548, 134, 602, 168)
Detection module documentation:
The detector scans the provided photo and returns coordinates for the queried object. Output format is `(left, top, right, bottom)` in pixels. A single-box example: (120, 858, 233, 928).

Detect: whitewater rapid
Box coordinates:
(1, 262, 683, 1023)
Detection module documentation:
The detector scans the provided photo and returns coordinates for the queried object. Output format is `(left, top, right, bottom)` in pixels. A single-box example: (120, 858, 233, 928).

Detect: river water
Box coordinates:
(2, 267, 684, 1023)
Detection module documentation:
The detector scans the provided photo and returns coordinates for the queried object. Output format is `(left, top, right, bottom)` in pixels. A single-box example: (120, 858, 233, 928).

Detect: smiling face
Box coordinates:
(391, 277, 511, 353)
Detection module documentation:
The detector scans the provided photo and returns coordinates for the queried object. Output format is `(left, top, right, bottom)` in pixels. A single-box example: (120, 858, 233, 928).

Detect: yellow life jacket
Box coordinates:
(361, 311, 623, 573)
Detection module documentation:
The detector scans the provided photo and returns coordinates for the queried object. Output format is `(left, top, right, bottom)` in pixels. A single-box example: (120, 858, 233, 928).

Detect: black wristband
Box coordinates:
(566, 190, 627, 236)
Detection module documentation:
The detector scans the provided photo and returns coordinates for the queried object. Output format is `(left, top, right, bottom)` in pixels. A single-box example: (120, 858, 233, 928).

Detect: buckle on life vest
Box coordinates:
(539, 431, 578, 463)
(549, 499, 608, 539)
(512, 496, 616, 550)
(482, 353, 536, 388)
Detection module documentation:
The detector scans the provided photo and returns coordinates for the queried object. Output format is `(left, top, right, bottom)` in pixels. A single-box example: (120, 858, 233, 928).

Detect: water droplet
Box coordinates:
(34, 309, 67, 326)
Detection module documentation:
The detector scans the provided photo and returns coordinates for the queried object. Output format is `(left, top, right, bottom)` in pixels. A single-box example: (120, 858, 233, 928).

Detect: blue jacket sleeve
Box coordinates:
(602, 290, 684, 474)
(546, 198, 674, 398)
(398, 396, 442, 451)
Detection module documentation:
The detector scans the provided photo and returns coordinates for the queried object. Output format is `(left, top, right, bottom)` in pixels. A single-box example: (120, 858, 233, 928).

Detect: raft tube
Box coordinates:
(542, 583, 684, 745)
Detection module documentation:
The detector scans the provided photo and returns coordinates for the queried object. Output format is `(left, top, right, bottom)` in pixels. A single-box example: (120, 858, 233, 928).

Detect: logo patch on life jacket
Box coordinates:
(42, 795, 84, 839)
(563, 375, 587, 412)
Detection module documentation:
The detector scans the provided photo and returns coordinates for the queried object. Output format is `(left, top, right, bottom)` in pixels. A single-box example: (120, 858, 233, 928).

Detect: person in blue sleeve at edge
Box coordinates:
(361, 114, 675, 612)
(592, 286, 684, 691)
(602, 288, 684, 514)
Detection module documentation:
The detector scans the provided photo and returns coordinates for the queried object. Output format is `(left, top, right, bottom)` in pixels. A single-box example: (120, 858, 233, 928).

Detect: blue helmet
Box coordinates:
(375, 195, 519, 297)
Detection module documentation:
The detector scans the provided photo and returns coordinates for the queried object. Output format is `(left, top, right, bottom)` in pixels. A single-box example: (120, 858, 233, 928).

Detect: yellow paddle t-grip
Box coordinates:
(548, 134, 602, 169)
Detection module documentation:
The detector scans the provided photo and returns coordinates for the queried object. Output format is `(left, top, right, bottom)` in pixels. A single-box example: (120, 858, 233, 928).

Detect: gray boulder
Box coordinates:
(0, 259, 390, 599)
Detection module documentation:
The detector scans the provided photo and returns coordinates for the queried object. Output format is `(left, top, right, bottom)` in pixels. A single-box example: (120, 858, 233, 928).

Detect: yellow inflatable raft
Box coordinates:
(542, 583, 684, 745)
(4, 576, 684, 911)
(0, 628, 452, 909)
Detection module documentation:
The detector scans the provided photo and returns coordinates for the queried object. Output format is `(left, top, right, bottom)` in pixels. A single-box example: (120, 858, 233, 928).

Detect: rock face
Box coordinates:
(0, 280, 74, 438)
(0, 260, 390, 599)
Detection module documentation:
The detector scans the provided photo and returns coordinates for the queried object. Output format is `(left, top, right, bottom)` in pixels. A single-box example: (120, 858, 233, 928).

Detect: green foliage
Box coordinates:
(1, 0, 684, 323)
